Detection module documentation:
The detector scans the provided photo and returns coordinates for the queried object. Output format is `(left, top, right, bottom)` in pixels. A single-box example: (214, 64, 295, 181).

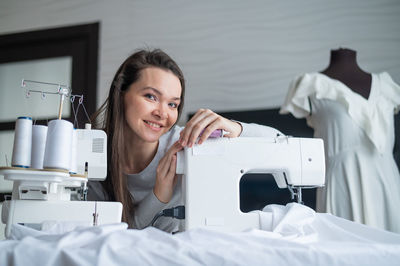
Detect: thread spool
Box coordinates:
(69, 129, 77, 174)
(31, 125, 48, 169)
(11, 117, 32, 168)
(43, 119, 73, 171)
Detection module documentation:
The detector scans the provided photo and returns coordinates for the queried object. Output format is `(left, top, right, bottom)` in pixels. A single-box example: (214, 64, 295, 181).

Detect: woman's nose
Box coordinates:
(153, 105, 168, 119)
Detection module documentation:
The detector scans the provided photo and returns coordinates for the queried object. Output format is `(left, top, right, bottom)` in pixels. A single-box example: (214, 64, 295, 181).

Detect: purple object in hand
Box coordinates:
(200, 129, 223, 138)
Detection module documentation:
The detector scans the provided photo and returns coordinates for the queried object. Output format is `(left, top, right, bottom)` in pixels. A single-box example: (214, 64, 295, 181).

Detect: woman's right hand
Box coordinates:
(178, 108, 242, 147)
(153, 141, 183, 203)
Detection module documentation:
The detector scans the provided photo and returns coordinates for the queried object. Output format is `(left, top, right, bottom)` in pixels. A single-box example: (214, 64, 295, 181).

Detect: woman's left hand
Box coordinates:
(178, 109, 242, 147)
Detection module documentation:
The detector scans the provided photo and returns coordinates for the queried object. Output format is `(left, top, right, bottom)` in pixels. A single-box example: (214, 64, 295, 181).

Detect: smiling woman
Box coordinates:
(123, 67, 182, 144)
(88, 49, 187, 228)
(88, 48, 281, 232)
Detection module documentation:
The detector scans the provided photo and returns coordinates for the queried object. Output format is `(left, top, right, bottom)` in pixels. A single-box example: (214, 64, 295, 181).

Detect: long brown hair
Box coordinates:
(92, 49, 185, 227)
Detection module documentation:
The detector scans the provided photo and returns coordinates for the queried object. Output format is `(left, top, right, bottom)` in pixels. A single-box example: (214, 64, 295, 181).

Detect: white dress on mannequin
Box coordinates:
(280, 72, 400, 233)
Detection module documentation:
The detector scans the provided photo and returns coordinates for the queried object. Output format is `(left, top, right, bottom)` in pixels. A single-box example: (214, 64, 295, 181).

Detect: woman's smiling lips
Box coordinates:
(144, 120, 164, 131)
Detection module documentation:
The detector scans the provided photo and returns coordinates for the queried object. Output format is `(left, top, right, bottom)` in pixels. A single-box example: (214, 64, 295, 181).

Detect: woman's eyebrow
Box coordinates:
(142, 87, 181, 101)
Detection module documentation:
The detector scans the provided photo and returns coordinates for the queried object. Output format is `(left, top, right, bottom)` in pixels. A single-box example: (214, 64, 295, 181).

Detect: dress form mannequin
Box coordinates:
(281, 50, 400, 233)
(321, 48, 372, 99)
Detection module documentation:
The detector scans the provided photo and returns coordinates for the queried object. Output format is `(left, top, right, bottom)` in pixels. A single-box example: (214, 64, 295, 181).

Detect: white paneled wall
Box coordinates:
(0, 0, 399, 122)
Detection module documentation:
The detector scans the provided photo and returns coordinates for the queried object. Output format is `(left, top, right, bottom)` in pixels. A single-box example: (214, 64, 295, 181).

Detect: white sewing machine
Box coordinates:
(0, 127, 122, 238)
(176, 136, 325, 232)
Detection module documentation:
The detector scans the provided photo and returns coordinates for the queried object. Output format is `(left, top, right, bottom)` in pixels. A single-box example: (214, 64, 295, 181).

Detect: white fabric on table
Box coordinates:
(1, 203, 400, 266)
(257, 203, 318, 243)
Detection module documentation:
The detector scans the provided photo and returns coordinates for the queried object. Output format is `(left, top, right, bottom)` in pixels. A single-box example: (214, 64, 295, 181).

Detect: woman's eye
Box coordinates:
(145, 94, 156, 101)
(169, 102, 178, 108)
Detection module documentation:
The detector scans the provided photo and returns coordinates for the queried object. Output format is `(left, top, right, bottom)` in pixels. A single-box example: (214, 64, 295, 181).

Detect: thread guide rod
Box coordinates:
(22, 79, 71, 120)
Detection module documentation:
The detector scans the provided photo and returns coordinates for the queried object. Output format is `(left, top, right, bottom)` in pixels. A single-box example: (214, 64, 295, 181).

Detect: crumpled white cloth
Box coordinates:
(255, 203, 318, 243)
(1, 203, 400, 266)
(8, 220, 93, 240)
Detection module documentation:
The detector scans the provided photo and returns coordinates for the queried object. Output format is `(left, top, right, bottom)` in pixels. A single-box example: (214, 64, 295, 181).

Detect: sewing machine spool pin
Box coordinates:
(21, 79, 71, 120)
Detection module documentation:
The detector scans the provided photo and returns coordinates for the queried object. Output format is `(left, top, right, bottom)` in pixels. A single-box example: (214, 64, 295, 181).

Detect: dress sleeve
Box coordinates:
(381, 72, 400, 113)
(279, 74, 314, 118)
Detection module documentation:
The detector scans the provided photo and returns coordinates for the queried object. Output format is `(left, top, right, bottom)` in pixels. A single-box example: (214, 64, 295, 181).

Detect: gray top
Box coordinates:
(88, 122, 281, 232)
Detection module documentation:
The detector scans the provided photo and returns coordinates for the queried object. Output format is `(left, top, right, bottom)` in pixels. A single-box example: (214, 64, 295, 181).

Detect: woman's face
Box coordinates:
(123, 67, 182, 143)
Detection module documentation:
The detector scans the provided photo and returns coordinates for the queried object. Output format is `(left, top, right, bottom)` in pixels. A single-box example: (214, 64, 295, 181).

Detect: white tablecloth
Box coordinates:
(1, 203, 399, 266)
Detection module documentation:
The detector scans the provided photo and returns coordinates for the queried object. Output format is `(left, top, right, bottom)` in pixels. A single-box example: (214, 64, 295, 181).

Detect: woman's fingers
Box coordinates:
(153, 141, 183, 203)
(168, 154, 177, 183)
(221, 121, 242, 138)
(159, 142, 182, 178)
(179, 110, 203, 146)
(180, 109, 218, 147)
(197, 120, 221, 144)
(160, 154, 177, 182)
(169, 141, 184, 156)
(156, 156, 170, 183)
(186, 114, 219, 147)
(179, 109, 243, 148)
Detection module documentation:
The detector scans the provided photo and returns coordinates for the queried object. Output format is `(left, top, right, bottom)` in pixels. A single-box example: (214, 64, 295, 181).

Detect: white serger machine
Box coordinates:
(176, 136, 325, 232)
(0, 127, 122, 238)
